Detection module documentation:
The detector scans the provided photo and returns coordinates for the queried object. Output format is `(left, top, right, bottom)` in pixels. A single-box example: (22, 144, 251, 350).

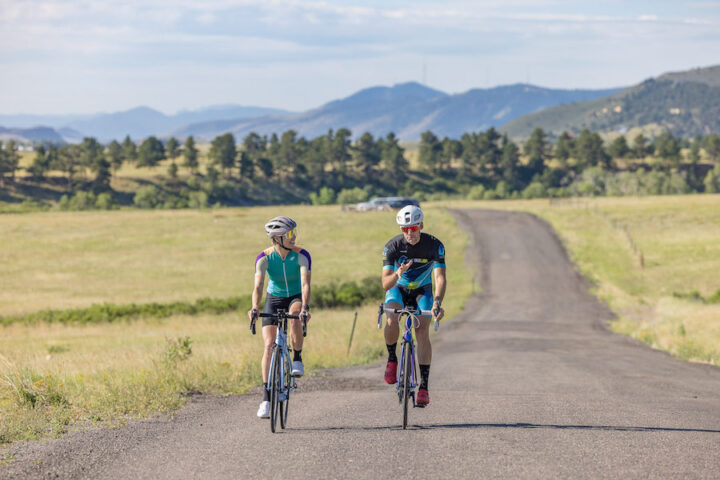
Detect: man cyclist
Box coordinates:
(381, 205, 446, 406)
(248, 216, 311, 419)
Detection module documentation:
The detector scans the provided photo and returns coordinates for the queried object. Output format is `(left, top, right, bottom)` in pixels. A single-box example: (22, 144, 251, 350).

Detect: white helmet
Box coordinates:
(264, 216, 297, 237)
(396, 205, 423, 226)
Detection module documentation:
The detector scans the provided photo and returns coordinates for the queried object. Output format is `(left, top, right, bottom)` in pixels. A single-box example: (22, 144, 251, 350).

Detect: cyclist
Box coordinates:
(381, 205, 446, 406)
(248, 216, 311, 419)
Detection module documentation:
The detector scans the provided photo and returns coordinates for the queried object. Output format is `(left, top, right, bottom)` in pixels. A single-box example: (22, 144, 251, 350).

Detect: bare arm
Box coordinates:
(248, 274, 264, 320)
(300, 273, 311, 321)
(382, 261, 413, 291)
(433, 267, 446, 303)
(433, 267, 446, 320)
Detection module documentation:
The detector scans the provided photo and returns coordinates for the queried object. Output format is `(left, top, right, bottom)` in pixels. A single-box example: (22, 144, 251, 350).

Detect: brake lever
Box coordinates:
(301, 313, 308, 337)
(250, 309, 258, 335)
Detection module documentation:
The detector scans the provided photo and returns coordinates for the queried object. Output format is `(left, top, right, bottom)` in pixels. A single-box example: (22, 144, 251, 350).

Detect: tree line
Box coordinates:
(1, 127, 719, 209)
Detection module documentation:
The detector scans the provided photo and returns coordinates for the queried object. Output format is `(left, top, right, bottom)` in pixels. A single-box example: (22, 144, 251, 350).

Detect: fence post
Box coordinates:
(347, 311, 358, 355)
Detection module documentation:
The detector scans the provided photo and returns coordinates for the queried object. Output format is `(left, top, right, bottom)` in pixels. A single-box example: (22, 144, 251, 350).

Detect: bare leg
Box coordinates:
(415, 316, 432, 365)
(261, 325, 278, 383)
(383, 301, 402, 347)
(288, 301, 304, 352)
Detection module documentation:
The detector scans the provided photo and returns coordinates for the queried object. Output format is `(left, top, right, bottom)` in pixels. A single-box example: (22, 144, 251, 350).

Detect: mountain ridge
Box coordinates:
(502, 64, 720, 138)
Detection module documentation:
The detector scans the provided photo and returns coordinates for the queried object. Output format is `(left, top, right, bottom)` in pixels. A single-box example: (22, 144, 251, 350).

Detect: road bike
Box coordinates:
(377, 304, 439, 429)
(251, 309, 307, 433)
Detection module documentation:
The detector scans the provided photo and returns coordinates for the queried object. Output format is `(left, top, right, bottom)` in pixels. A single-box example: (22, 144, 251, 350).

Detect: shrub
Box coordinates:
(522, 181, 546, 199)
(59, 191, 97, 211)
(309, 187, 336, 205)
(707, 289, 720, 304)
(336, 187, 369, 204)
(133, 186, 164, 209)
(466, 184, 486, 200)
(164, 336, 192, 364)
(95, 193, 115, 210)
(188, 191, 209, 209)
(335, 282, 364, 307)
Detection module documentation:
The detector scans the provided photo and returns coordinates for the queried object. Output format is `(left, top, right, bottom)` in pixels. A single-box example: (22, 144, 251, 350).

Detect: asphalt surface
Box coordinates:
(2, 209, 719, 479)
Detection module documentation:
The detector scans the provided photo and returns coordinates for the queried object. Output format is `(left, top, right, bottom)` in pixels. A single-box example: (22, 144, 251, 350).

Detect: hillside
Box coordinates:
(502, 64, 720, 138)
(187, 82, 620, 141)
(0, 126, 64, 143)
(1, 82, 620, 143)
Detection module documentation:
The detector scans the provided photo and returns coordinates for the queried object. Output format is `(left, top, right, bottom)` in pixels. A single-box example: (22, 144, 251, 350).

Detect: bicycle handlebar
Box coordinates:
(250, 310, 307, 336)
(377, 303, 440, 331)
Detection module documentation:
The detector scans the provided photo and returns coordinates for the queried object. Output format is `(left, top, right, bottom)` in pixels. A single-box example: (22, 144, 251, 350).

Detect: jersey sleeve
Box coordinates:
(298, 249, 311, 275)
(382, 241, 397, 271)
(255, 252, 268, 276)
(433, 239, 446, 269)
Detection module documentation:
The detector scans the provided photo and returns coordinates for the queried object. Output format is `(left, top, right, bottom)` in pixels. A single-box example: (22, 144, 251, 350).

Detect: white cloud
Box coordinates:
(2, 0, 720, 114)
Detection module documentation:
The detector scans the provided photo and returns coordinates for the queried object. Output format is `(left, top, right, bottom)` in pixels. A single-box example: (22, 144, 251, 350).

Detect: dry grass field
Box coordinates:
(0, 205, 472, 444)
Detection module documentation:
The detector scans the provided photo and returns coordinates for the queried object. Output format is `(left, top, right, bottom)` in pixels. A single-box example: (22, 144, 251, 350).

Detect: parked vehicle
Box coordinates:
(356, 197, 419, 211)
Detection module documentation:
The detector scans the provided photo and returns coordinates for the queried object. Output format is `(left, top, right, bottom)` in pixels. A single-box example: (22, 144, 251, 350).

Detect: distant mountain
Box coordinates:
(0, 114, 93, 129)
(0, 126, 64, 143)
(0, 105, 290, 142)
(501, 65, 720, 138)
(65, 105, 290, 140)
(180, 82, 620, 141)
(0, 82, 624, 143)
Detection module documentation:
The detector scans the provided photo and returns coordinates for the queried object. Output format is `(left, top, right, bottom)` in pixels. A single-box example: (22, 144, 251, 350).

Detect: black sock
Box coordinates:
(387, 343, 397, 362)
(262, 383, 270, 401)
(419, 364, 430, 390)
(293, 349, 302, 362)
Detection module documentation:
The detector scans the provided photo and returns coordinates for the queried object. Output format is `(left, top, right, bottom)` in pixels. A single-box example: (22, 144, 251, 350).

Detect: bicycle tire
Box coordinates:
(402, 342, 412, 430)
(280, 354, 291, 429)
(269, 348, 280, 433)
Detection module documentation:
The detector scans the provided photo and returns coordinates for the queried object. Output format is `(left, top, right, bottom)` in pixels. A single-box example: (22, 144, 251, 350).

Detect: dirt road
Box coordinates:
(3, 209, 719, 479)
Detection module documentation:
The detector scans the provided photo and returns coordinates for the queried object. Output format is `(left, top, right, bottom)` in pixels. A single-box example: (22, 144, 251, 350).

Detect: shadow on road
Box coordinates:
(291, 422, 720, 434)
(414, 422, 720, 433)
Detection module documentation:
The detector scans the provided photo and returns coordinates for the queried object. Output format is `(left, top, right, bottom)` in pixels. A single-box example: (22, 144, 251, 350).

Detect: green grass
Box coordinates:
(441, 195, 720, 366)
(0, 204, 472, 445)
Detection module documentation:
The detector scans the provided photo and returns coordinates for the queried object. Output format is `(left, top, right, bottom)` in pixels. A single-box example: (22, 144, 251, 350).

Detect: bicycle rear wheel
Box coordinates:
(269, 348, 281, 433)
(280, 354, 291, 429)
(402, 342, 412, 430)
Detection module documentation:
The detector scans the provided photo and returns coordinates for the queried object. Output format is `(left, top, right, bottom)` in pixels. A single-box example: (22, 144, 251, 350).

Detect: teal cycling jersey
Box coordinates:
(255, 247, 311, 297)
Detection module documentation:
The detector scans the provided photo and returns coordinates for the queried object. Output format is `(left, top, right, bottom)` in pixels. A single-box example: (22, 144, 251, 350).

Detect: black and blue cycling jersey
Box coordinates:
(382, 233, 446, 289)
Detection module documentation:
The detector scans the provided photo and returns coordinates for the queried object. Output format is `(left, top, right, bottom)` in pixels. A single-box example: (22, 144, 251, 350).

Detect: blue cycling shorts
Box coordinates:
(384, 284, 433, 314)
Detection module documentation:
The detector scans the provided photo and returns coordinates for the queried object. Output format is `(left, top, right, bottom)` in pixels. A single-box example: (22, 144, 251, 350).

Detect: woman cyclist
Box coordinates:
(248, 216, 312, 419)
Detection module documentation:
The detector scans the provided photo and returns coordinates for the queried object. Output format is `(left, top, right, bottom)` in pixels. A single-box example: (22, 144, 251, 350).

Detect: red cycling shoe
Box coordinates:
(384, 361, 398, 384)
(416, 388, 430, 406)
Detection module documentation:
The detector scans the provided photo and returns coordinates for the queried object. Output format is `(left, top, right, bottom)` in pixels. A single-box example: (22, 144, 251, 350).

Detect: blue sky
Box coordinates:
(1, 0, 719, 114)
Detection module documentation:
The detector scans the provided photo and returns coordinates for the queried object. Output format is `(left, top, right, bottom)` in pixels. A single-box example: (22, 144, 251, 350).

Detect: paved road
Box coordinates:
(3, 209, 720, 479)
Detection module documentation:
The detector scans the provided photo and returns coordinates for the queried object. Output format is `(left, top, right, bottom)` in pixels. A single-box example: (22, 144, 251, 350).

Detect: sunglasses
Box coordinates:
(401, 225, 419, 233)
(284, 229, 298, 240)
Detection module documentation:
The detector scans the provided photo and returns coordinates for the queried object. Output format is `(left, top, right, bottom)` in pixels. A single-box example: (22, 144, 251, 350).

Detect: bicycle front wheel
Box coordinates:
(269, 348, 281, 433)
(402, 342, 412, 430)
(280, 354, 291, 429)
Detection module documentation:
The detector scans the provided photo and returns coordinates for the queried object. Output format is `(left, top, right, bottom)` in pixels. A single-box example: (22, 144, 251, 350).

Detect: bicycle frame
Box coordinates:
(397, 312, 418, 404)
(268, 315, 292, 401)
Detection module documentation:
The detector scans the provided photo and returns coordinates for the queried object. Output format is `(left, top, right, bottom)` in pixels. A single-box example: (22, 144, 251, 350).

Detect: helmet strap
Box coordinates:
(273, 236, 290, 251)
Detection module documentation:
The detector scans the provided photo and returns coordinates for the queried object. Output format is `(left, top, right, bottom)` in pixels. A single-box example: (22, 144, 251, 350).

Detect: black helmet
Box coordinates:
(264, 216, 297, 237)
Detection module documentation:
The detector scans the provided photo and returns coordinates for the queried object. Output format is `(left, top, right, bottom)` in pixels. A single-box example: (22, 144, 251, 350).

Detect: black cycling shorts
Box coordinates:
(262, 292, 302, 327)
